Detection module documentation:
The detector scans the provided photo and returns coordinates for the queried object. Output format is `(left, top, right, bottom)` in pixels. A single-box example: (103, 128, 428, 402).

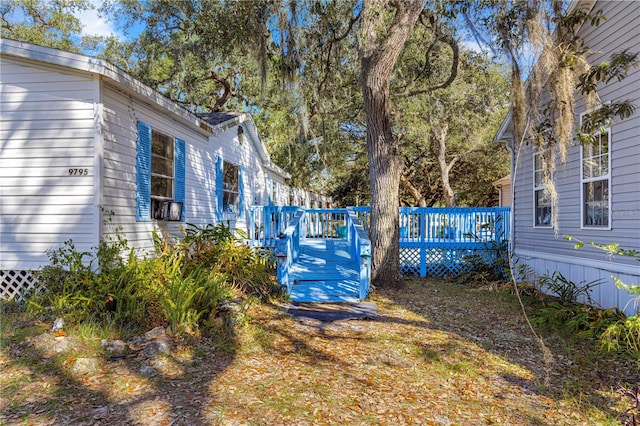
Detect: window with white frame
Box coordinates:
(222, 161, 239, 213)
(533, 152, 552, 226)
(151, 130, 175, 200)
(582, 129, 610, 227)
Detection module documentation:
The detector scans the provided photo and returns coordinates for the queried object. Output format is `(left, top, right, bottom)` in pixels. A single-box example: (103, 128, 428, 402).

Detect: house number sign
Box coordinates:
(68, 168, 89, 176)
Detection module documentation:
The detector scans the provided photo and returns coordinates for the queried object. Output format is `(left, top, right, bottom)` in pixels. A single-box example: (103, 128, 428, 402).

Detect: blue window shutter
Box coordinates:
(238, 165, 245, 216)
(175, 138, 186, 221)
(136, 121, 151, 221)
(216, 156, 223, 222)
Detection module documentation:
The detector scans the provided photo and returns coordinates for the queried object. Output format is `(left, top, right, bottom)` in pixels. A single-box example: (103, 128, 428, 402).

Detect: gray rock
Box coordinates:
(128, 326, 167, 351)
(101, 339, 127, 355)
(29, 333, 81, 358)
(139, 365, 157, 376)
(70, 357, 100, 376)
(141, 337, 172, 358)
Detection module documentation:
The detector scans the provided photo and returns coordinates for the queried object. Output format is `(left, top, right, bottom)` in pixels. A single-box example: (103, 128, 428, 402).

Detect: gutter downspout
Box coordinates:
(505, 137, 516, 257)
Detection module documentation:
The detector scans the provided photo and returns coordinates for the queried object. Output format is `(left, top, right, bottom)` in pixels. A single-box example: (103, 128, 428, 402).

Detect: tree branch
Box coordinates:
(406, 14, 460, 97)
(207, 71, 233, 112)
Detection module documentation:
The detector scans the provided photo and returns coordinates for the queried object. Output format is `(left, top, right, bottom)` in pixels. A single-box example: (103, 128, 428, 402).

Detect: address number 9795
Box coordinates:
(68, 168, 89, 176)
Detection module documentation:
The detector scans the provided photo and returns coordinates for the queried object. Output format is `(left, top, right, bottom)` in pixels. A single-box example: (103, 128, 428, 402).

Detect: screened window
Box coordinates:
(582, 130, 610, 227)
(151, 130, 174, 200)
(223, 161, 239, 213)
(533, 152, 552, 226)
(136, 121, 185, 222)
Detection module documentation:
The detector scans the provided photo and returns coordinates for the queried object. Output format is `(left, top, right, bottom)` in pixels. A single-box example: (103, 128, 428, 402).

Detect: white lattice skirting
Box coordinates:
(1, 270, 39, 301)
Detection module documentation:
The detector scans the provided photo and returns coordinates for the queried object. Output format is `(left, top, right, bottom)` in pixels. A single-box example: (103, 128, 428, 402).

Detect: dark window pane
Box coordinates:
(152, 131, 174, 159)
(583, 180, 609, 227)
(151, 130, 175, 198)
(152, 176, 173, 198)
(223, 162, 238, 191)
(152, 158, 173, 176)
(535, 189, 551, 226)
(223, 191, 239, 213)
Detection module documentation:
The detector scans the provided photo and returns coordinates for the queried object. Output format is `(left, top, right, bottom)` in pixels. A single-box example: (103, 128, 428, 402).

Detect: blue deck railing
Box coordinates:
(249, 205, 300, 248)
(275, 209, 305, 294)
(250, 206, 511, 277)
(272, 207, 371, 299)
(346, 208, 372, 299)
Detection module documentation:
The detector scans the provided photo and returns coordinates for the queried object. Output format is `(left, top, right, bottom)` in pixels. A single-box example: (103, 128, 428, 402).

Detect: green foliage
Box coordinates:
(158, 223, 277, 300)
(532, 301, 625, 339)
(529, 268, 622, 339)
(563, 236, 640, 358)
(525, 266, 638, 359)
(28, 232, 149, 326)
(24, 217, 278, 338)
(601, 316, 640, 355)
(456, 237, 510, 286)
(1, 0, 88, 51)
(456, 213, 511, 285)
(395, 47, 510, 207)
(577, 49, 639, 95)
(538, 271, 602, 307)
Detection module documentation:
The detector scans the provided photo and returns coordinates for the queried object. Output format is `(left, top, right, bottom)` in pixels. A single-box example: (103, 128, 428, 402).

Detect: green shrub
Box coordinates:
(24, 218, 279, 339)
(148, 223, 279, 335)
(456, 238, 510, 287)
(538, 270, 601, 306)
(601, 316, 640, 357)
(157, 223, 278, 300)
(27, 232, 149, 327)
(564, 236, 639, 356)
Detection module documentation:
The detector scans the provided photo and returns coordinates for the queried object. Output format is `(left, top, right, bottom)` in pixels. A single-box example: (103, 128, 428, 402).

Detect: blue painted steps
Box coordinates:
(288, 238, 361, 303)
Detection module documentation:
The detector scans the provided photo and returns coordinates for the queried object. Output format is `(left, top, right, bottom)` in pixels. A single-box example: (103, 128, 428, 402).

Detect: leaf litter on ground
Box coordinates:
(1, 277, 638, 425)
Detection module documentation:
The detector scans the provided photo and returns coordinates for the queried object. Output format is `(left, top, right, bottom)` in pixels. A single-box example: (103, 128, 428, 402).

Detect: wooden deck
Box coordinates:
(250, 206, 510, 303)
(288, 239, 360, 303)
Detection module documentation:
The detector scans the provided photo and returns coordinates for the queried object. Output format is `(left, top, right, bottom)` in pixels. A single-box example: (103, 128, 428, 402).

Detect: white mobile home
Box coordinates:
(0, 39, 292, 299)
(495, 0, 640, 315)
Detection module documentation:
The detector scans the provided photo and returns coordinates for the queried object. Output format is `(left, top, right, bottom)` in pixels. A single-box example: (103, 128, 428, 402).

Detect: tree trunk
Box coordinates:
(432, 124, 458, 207)
(359, 0, 423, 288)
(401, 176, 428, 207)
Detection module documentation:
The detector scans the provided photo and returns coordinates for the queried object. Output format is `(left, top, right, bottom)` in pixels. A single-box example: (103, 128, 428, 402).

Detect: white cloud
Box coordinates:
(462, 40, 485, 54)
(75, 4, 118, 38)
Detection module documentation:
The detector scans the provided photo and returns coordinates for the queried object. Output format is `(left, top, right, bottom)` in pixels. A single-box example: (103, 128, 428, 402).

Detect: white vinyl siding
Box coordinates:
(101, 85, 203, 253)
(101, 84, 271, 249)
(508, 0, 640, 313)
(0, 57, 98, 271)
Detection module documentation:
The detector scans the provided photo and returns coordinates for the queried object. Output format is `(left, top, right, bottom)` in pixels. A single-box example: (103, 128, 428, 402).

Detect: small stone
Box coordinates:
(101, 339, 127, 355)
(141, 337, 172, 358)
(139, 365, 157, 376)
(70, 357, 100, 376)
(128, 326, 167, 351)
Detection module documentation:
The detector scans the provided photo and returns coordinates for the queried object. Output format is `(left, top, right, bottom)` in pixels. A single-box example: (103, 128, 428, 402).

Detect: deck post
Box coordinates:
(420, 211, 427, 277)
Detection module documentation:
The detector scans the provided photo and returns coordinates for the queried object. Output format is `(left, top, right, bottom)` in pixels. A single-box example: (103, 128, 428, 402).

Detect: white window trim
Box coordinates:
(579, 123, 611, 230)
(222, 160, 240, 214)
(151, 129, 176, 201)
(533, 150, 553, 228)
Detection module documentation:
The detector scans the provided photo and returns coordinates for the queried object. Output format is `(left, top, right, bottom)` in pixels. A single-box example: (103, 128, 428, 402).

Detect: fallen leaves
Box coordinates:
(2, 279, 639, 425)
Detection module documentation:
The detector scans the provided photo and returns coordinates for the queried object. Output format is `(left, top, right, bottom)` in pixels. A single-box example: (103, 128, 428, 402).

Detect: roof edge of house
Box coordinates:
(0, 38, 214, 137)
